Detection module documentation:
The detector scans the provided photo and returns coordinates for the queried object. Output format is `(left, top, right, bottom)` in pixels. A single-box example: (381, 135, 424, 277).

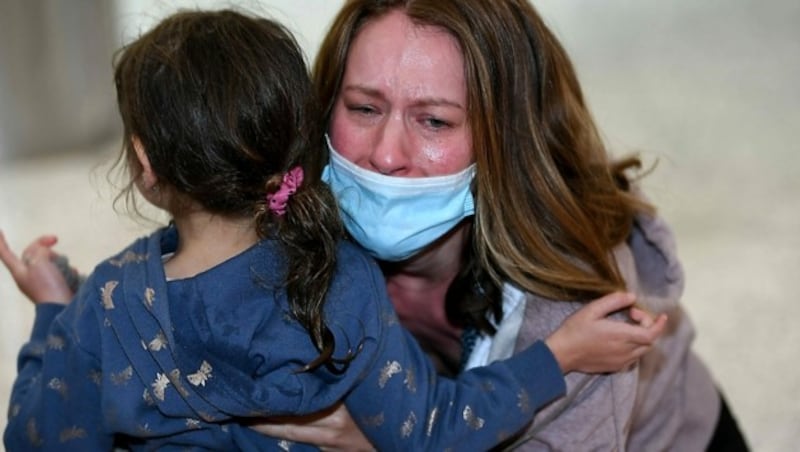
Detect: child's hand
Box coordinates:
(545, 291, 667, 374)
(0, 231, 74, 305)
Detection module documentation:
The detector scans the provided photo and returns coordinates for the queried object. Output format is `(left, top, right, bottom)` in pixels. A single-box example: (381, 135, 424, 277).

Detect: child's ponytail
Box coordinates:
(257, 167, 351, 373)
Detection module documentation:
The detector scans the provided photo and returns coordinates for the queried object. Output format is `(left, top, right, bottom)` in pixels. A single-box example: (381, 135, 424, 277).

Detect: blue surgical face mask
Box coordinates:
(322, 136, 476, 262)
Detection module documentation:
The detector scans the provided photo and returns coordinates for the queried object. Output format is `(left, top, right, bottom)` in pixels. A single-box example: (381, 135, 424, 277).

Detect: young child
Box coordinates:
(0, 9, 574, 451)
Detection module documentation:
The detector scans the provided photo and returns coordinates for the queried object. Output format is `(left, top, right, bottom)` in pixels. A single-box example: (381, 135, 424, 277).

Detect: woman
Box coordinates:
(259, 0, 748, 450)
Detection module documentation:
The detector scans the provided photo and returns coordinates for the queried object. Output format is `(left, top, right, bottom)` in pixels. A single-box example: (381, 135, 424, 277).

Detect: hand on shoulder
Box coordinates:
(545, 291, 667, 374)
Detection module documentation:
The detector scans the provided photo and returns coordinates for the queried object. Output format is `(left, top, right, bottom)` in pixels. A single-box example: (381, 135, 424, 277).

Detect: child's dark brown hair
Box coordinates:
(113, 9, 346, 371)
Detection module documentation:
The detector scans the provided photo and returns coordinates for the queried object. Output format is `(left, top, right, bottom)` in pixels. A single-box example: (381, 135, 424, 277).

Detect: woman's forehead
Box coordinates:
(343, 10, 465, 105)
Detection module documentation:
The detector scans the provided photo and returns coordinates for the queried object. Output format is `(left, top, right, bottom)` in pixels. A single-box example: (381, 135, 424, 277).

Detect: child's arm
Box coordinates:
(251, 296, 663, 450)
(1, 233, 113, 450)
(4, 297, 114, 450)
(307, 257, 561, 450)
(343, 303, 564, 450)
(3, 281, 114, 450)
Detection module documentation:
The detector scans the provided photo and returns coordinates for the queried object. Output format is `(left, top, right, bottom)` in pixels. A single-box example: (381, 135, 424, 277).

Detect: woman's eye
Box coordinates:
(348, 104, 377, 115)
(424, 117, 450, 129)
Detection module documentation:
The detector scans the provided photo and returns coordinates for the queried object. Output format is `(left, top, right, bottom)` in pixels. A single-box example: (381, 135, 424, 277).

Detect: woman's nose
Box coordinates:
(369, 117, 410, 176)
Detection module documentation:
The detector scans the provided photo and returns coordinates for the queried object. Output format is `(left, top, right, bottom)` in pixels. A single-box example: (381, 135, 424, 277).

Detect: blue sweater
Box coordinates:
(5, 226, 565, 451)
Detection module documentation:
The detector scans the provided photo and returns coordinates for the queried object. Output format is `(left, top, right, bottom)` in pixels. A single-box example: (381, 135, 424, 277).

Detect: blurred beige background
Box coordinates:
(1, 1, 798, 450)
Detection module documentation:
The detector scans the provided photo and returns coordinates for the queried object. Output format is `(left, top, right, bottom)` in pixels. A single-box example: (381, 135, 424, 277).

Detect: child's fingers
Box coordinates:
(19, 239, 52, 266)
(31, 235, 61, 261)
(585, 291, 636, 319)
(34, 235, 59, 248)
(629, 306, 654, 327)
(621, 313, 668, 346)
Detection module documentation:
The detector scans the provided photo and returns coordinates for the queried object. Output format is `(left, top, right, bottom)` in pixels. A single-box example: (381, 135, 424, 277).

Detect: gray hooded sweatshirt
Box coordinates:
(468, 211, 720, 451)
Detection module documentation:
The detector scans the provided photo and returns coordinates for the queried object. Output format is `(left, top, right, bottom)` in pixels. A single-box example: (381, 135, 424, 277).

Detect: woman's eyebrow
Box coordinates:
(341, 85, 464, 110)
(341, 84, 384, 99)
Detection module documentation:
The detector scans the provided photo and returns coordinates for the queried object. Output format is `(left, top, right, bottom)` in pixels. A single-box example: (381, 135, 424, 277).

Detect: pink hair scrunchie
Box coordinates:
(266, 166, 304, 216)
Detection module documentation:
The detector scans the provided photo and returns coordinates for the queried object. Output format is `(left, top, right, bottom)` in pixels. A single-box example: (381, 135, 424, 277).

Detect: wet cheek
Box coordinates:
(415, 144, 470, 175)
(417, 143, 446, 165)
